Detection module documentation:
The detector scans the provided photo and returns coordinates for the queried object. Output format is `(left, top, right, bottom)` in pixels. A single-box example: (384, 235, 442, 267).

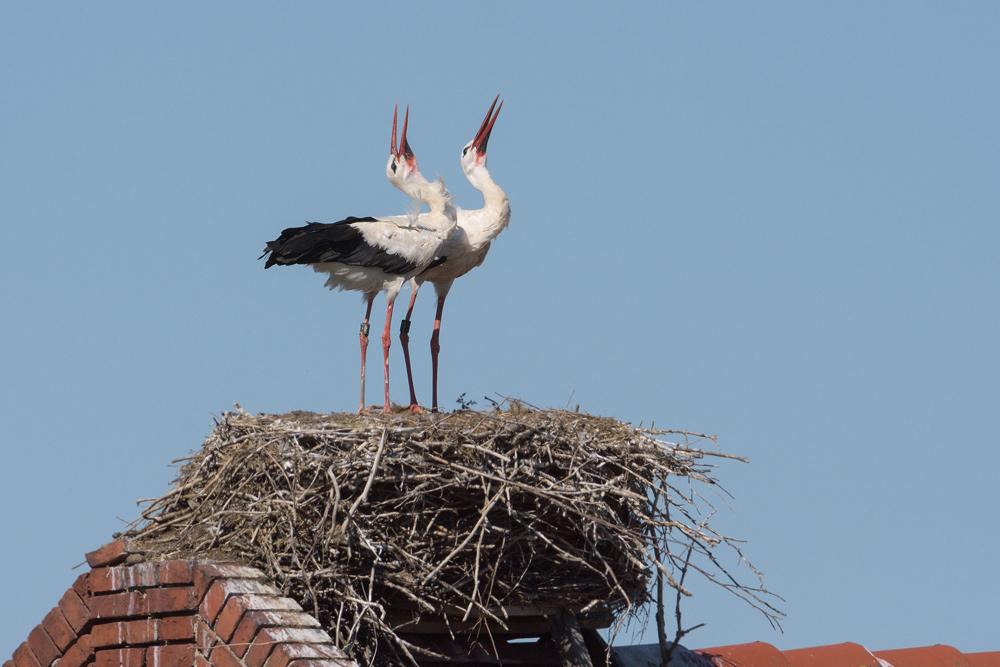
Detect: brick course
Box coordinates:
(58, 634, 94, 667)
(95, 647, 145, 667)
(58, 589, 92, 635)
(12, 643, 43, 667)
(6, 541, 355, 667)
(41, 607, 77, 653)
(26, 626, 61, 667)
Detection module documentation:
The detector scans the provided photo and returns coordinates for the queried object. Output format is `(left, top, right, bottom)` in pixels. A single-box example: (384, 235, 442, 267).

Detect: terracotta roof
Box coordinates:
(665, 642, 1000, 667)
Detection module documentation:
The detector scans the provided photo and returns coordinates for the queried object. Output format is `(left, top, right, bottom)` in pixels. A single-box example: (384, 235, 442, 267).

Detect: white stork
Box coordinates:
(261, 106, 457, 414)
(397, 95, 511, 412)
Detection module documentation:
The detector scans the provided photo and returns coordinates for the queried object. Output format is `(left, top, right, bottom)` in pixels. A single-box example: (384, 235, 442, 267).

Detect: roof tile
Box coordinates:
(698, 642, 792, 667)
(965, 654, 1000, 667)
(874, 646, 975, 667)
(784, 643, 882, 667)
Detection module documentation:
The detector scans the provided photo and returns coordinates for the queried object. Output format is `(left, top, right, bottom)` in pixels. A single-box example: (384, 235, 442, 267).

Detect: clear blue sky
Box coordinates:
(2, 2, 998, 657)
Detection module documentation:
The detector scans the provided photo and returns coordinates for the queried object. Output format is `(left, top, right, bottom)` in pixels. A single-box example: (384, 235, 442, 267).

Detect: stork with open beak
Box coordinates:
(261, 106, 456, 413)
(397, 96, 511, 412)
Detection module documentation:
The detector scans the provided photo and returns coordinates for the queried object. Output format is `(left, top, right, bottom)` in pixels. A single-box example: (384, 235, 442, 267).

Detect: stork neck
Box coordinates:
(463, 168, 510, 248)
(410, 175, 457, 234)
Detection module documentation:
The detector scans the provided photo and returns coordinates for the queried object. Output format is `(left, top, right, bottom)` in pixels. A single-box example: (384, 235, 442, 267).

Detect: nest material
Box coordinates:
(121, 403, 769, 664)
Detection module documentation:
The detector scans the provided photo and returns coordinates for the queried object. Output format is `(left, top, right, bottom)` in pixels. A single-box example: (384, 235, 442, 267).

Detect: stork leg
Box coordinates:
(399, 283, 424, 412)
(358, 295, 375, 414)
(430, 293, 448, 413)
(381, 298, 395, 414)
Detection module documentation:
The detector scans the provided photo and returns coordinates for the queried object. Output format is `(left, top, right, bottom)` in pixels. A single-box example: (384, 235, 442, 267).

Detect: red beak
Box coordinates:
(473, 95, 503, 155)
(391, 104, 399, 156)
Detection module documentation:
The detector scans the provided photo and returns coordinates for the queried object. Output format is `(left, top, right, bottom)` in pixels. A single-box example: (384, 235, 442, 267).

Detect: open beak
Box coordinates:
(400, 104, 414, 161)
(472, 94, 503, 155)
(391, 104, 399, 157)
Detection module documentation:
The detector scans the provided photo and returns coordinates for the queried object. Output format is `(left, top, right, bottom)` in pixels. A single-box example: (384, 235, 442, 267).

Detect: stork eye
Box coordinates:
(462, 147, 469, 156)
(390, 160, 397, 173)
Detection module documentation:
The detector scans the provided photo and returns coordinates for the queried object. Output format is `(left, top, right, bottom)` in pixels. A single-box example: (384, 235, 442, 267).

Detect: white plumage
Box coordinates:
(262, 105, 456, 413)
(398, 96, 511, 412)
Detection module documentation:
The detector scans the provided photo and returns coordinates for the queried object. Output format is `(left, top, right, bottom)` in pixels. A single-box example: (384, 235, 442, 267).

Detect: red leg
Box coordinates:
(358, 294, 375, 414)
(399, 283, 423, 412)
(430, 293, 447, 413)
(381, 298, 395, 414)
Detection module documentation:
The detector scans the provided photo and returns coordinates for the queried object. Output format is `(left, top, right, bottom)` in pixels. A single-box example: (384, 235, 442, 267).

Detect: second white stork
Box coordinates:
(397, 95, 511, 412)
(261, 106, 456, 413)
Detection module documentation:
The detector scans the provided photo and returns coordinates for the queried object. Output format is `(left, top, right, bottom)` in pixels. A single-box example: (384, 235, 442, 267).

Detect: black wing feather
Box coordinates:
(261, 216, 418, 275)
(417, 255, 448, 276)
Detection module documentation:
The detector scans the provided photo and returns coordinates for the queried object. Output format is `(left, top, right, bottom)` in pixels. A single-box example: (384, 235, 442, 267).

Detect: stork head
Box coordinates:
(461, 95, 503, 177)
(387, 103, 426, 194)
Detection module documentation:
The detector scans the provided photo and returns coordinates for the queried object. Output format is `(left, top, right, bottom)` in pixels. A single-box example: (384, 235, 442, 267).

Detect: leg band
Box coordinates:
(399, 319, 411, 334)
(360, 322, 370, 336)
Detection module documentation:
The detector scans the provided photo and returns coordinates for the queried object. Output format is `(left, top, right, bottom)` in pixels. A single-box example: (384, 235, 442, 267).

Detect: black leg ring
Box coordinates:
(360, 322, 370, 336)
(399, 319, 411, 334)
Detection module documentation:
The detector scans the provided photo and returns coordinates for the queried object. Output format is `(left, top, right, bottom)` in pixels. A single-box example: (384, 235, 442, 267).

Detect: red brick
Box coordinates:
(212, 598, 248, 645)
(200, 581, 277, 628)
(292, 646, 343, 662)
(58, 636, 94, 667)
(13, 643, 42, 667)
(92, 618, 172, 647)
(158, 561, 195, 586)
(285, 661, 347, 667)
(42, 607, 78, 652)
(241, 630, 276, 667)
(145, 645, 194, 667)
(243, 629, 333, 667)
(148, 586, 198, 614)
(91, 586, 197, 619)
(126, 564, 160, 589)
(241, 612, 320, 630)
(128, 619, 159, 646)
(159, 616, 196, 642)
(28, 625, 63, 666)
(5, 660, 15, 667)
(95, 648, 145, 667)
(59, 589, 92, 634)
(90, 617, 195, 646)
(196, 620, 217, 655)
(91, 621, 128, 648)
(199, 582, 230, 627)
(195, 655, 211, 667)
(90, 564, 159, 594)
(226, 612, 325, 661)
(261, 645, 330, 667)
(72, 573, 92, 600)
(89, 569, 123, 595)
(192, 563, 265, 603)
(208, 646, 245, 667)
(86, 542, 131, 568)
(226, 612, 262, 659)
(232, 594, 301, 616)
(89, 592, 141, 620)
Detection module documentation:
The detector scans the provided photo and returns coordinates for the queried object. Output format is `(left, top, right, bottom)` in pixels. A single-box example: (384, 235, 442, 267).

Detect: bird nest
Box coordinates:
(120, 402, 773, 665)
